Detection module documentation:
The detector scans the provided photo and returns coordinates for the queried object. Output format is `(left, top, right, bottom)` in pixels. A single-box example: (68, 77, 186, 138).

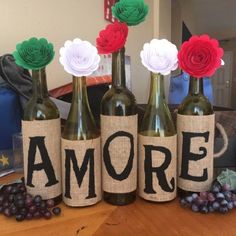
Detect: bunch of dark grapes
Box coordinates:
(180, 181, 236, 214)
(0, 181, 61, 222)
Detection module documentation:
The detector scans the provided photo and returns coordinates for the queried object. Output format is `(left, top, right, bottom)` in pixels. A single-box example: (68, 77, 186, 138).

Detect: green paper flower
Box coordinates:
(13, 37, 55, 70)
(112, 0, 149, 26)
(217, 169, 236, 190)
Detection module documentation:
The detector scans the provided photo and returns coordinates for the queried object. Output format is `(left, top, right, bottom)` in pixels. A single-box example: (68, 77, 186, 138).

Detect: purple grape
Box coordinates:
(208, 206, 214, 213)
(33, 211, 41, 219)
(195, 196, 204, 206)
(216, 192, 225, 201)
(20, 208, 27, 216)
(46, 199, 55, 208)
(29, 205, 37, 214)
(180, 198, 188, 207)
(219, 206, 229, 214)
(16, 199, 25, 208)
(26, 212, 33, 220)
(212, 201, 220, 210)
(233, 201, 236, 207)
(3, 208, 11, 217)
(3, 201, 10, 209)
(0, 195, 4, 205)
(52, 207, 61, 216)
(232, 194, 236, 201)
(25, 193, 33, 199)
(191, 204, 199, 212)
(222, 183, 231, 192)
(44, 210, 52, 219)
(220, 199, 228, 207)
(10, 186, 19, 195)
(185, 196, 193, 204)
(5, 185, 13, 194)
(223, 191, 232, 202)
(15, 214, 25, 222)
(25, 197, 33, 207)
(207, 193, 215, 202)
(34, 195, 42, 204)
(227, 201, 234, 210)
(200, 206, 208, 214)
(191, 193, 199, 200)
(0, 206, 4, 213)
(199, 192, 208, 200)
(10, 205, 18, 215)
(40, 201, 47, 210)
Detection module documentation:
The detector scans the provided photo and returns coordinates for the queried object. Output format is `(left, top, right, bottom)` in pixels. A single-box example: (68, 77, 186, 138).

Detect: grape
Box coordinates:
(227, 201, 234, 210)
(0, 195, 4, 205)
(232, 194, 236, 201)
(15, 214, 25, 222)
(20, 208, 27, 216)
(10, 186, 19, 195)
(10, 205, 18, 215)
(200, 206, 208, 214)
(16, 199, 25, 208)
(199, 192, 208, 200)
(185, 196, 193, 204)
(44, 210, 52, 219)
(0, 206, 4, 213)
(207, 193, 215, 202)
(8, 194, 15, 203)
(29, 205, 37, 214)
(223, 191, 232, 202)
(192, 193, 198, 200)
(52, 207, 61, 216)
(34, 195, 42, 204)
(191, 204, 199, 212)
(3, 201, 10, 209)
(33, 211, 41, 219)
(220, 199, 228, 207)
(26, 212, 33, 220)
(195, 196, 204, 206)
(46, 199, 55, 208)
(5, 185, 13, 194)
(208, 206, 214, 213)
(216, 193, 225, 201)
(219, 207, 229, 214)
(3, 208, 11, 217)
(40, 201, 47, 210)
(212, 201, 220, 210)
(222, 183, 231, 192)
(25, 197, 33, 207)
(212, 186, 220, 194)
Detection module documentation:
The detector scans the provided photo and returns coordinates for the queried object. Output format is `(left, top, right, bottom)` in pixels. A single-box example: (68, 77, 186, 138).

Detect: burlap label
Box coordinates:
(22, 119, 61, 199)
(139, 134, 177, 202)
(177, 114, 215, 192)
(61, 137, 101, 207)
(101, 115, 137, 193)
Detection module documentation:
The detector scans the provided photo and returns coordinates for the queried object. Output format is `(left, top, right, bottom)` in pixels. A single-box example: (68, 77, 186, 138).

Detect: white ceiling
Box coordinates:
(179, 0, 236, 40)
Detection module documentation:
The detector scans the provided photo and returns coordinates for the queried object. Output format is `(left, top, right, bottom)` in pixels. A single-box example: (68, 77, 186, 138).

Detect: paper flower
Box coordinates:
(13, 37, 55, 70)
(96, 21, 128, 54)
(178, 35, 224, 78)
(140, 39, 178, 75)
(59, 38, 100, 77)
(112, 0, 149, 26)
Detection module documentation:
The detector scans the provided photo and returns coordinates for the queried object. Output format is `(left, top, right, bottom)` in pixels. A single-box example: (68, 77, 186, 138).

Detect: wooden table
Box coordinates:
(1, 173, 236, 236)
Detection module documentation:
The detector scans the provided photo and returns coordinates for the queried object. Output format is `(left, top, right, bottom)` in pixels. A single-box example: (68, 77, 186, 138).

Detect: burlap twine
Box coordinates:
(177, 114, 215, 192)
(101, 115, 138, 193)
(22, 119, 61, 199)
(139, 134, 177, 202)
(61, 137, 101, 207)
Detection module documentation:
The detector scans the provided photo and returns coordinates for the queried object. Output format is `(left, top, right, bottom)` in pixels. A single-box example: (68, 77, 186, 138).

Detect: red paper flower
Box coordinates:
(178, 35, 224, 78)
(96, 21, 128, 54)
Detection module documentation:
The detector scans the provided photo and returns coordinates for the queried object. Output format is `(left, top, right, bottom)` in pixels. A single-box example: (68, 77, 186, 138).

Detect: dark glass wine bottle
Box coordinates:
(22, 67, 62, 204)
(101, 47, 137, 205)
(139, 72, 177, 202)
(177, 76, 214, 195)
(61, 76, 101, 207)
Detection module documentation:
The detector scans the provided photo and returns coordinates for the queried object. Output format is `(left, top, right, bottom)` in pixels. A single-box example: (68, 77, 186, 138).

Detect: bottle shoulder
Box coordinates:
(178, 94, 214, 115)
(23, 98, 59, 120)
(101, 87, 137, 116)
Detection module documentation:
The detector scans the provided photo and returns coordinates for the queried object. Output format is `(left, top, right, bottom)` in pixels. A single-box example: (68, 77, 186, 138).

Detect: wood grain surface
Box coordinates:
(1, 173, 236, 236)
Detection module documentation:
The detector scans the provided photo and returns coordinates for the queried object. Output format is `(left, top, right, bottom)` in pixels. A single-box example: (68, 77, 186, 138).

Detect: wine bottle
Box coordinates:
(61, 76, 101, 207)
(177, 76, 215, 194)
(22, 68, 62, 203)
(139, 72, 177, 202)
(101, 47, 137, 205)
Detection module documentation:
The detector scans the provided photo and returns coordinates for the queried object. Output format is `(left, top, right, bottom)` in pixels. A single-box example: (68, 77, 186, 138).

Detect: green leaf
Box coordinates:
(217, 169, 236, 190)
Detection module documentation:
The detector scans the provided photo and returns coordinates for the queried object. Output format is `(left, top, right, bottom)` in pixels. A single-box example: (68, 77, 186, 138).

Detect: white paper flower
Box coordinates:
(59, 38, 100, 77)
(140, 39, 178, 75)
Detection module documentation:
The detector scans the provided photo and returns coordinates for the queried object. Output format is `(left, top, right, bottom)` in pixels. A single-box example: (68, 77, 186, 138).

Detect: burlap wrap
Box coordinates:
(101, 115, 137, 193)
(177, 114, 215, 192)
(139, 134, 177, 202)
(22, 119, 61, 199)
(61, 137, 101, 207)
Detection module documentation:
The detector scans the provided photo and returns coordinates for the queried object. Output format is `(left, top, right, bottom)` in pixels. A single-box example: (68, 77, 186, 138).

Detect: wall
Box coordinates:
(0, 0, 154, 103)
(220, 39, 236, 109)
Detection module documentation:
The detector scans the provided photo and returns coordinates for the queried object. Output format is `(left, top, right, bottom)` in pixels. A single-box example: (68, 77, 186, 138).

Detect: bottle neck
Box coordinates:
(188, 76, 204, 96)
(71, 76, 89, 112)
(32, 68, 49, 99)
(112, 47, 126, 88)
(147, 72, 166, 107)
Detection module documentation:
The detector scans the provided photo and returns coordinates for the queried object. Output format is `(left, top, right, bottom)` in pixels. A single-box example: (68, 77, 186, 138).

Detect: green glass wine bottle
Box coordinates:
(22, 67, 62, 203)
(139, 72, 177, 202)
(101, 47, 137, 205)
(177, 76, 215, 195)
(61, 76, 101, 207)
